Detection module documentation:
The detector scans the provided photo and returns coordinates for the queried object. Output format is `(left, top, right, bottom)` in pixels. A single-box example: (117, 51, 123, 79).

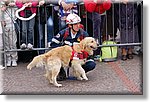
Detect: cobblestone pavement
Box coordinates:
(1, 54, 142, 95)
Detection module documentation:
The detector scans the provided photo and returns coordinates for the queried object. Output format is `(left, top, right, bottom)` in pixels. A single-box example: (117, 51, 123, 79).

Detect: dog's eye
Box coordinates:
(91, 41, 94, 43)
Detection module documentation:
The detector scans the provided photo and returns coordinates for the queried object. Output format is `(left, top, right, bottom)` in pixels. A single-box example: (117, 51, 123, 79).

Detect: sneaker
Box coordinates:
(20, 43, 27, 49)
(12, 60, 17, 67)
(7, 60, 11, 67)
(94, 55, 100, 61)
(27, 43, 33, 50)
(47, 42, 51, 48)
(0, 65, 5, 70)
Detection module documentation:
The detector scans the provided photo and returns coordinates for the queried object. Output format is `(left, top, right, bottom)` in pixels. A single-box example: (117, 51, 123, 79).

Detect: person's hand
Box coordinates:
(8, 2, 15, 6)
(23, 3, 28, 7)
(1, 6, 6, 11)
(24, 2, 32, 7)
(27, 2, 32, 7)
(61, 1, 70, 11)
(67, 3, 74, 10)
(1, 21, 6, 27)
(39, 0, 45, 6)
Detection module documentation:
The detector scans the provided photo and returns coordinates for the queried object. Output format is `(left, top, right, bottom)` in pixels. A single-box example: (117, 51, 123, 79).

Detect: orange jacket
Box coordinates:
(84, 0, 111, 14)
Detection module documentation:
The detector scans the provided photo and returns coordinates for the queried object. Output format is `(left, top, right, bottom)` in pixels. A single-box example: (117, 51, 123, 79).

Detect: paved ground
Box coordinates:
(1, 53, 143, 95)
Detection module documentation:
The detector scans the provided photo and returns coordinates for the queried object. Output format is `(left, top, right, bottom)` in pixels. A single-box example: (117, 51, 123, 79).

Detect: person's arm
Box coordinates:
(50, 29, 65, 48)
(58, 0, 64, 5)
(45, 0, 59, 5)
(59, 0, 71, 11)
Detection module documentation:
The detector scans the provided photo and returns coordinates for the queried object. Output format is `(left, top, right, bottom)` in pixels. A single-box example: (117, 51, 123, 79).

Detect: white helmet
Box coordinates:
(66, 13, 81, 24)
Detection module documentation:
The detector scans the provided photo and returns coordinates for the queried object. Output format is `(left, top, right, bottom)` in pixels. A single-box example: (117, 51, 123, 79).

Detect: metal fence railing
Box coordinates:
(0, 1, 143, 68)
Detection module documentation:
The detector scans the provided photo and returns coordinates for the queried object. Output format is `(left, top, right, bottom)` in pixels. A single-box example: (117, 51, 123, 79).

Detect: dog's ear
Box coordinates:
(80, 38, 87, 50)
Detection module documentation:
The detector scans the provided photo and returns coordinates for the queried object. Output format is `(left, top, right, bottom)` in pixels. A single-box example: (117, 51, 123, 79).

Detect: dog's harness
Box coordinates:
(70, 48, 89, 60)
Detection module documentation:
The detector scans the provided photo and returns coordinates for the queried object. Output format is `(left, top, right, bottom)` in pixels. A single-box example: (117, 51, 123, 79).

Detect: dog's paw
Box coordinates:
(56, 84, 62, 87)
(83, 77, 88, 81)
(27, 65, 32, 70)
(77, 77, 83, 80)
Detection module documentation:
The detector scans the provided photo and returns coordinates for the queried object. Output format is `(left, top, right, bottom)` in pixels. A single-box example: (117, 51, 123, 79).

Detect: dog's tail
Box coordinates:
(27, 55, 46, 70)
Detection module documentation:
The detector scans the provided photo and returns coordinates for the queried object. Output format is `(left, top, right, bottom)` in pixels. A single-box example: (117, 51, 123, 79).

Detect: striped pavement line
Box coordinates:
(108, 61, 141, 94)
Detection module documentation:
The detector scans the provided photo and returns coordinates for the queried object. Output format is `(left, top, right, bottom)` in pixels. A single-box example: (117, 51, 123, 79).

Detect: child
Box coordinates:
(0, 0, 18, 67)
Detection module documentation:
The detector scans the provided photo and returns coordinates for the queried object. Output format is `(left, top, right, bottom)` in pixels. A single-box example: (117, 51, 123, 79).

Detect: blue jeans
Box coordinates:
(47, 16, 54, 43)
(47, 16, 66, 42)
(22, 17, 35, 44)
(82, 61, 96, 73)
(38, 23, 45, 54)
(59, 19, 66, 30)
(92, 12, 106, 45)
(92, 12, 106, 55)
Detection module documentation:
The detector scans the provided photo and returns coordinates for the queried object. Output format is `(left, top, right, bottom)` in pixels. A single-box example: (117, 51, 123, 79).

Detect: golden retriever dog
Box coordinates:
(27, 37, 97, 87)
(71, 37, 97, 81)
(27, 45, 73, 87)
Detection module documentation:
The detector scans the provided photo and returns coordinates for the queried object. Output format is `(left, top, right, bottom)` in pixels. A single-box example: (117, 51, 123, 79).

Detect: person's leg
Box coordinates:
(82, 61, 96, 73)
(21, 20, 27, 44)
(0, 32, 5, 69)
(47, 16, 54, 47)
(121, 47, 127, 61)
(59, 19, 66, 31)
(93, 12, 101, 43)
(100, 15, 106, 43)
(38, 23, 45, 54)
(120, 29, 128, 61)
(28, 18, 35, 45)
(126, 27, 139, 59)
(3, 28, 11, 66)
(127, 47, 133, 59)
(26, 18, 35, 49)
(10, 30, 18, 66)
(93, 12, 101, 57)
(20, 20, 27, 49)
